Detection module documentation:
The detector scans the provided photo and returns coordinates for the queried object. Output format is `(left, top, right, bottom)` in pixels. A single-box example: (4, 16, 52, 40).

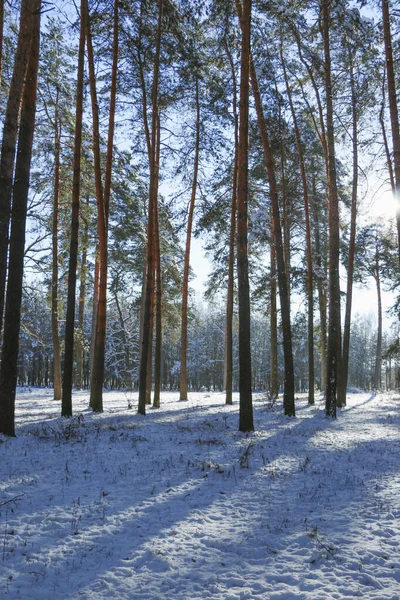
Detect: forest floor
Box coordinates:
(0, 389, 400, 599)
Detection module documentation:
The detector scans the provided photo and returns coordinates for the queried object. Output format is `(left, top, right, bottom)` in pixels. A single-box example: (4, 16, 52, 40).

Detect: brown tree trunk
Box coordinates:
(322, 0, 341, 418)
(88, 0, 118, 412)
(270, 214, 279, 399)
(237, 0, 295, 417)
(0, 0, 34, 339)
(51, 107, 62, 401)
(337, 50, 358, 408)
(0, 0, 4, 86)
(224, 39, 239, 406)
(62, 0, 86, 417)
(382, 0, 400, 264)
(277, 101, 290, 304)
(281, 45, 314, 405)
(313, 176, 328, 393)
(76, 200, 89, 391)
(374, 255, 382, 390)
(0, 1, 41, 437)
(180, 76, 200, 401)
(90, 252, 99, 376)
(380, 76, 396, 193)
(236, 0, 254, 431)
(138, 0, 163, 414)
(153, 115, 162, 408)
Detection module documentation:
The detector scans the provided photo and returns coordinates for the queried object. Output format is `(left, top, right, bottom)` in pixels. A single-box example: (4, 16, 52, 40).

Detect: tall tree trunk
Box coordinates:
(237, 0, 295, 417)
(270, 214, 279, 399)
(278, 102, 290, 304)
(374, 254, 382, 390)
(0, 0, 34, 339)
(153, 114, 162, 408)
(138, 0, 163, 415)
(313, 176, 328, 392)
(90, 252, 99, 376)
(337, 50, 358, 408)
(0, 1, 41, 437)
(88, 0, 118, 412)
(281, 45, 314, 405)
(322, 0, 341, 418)
(382, 0, 400, 264)
(76, 200, 89, 391)
(0, 0, 4, 86)
(62, 0, 86, 417)
(236, 0, 254, 431)
(180, 77, 200, 401)
(51, 107, 62, 401)
(224, 39, 238, 406)
(380, 76, 396, 193)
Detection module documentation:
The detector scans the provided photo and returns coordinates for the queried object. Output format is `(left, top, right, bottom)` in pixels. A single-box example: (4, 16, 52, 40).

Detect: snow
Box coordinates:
(1, 389, 400, 599)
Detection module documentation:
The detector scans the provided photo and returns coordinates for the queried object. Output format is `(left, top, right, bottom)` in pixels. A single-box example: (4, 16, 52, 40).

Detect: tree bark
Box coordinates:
(270, 214, 279, 399)
(0, 0, 41, 437)
(180, 77, 200, 402)
(281, 44, 314, 405)
(382, 0, 400, 264)
(153, 114, 162, 408)
(62, 0, 86, 417)
(313, 176, 328, 392)
(337, 49, 358, 408)
(88, 0, 118, 411)
(51, 106, 62, 401)
(223, 39, 239, 406)
(0, 0, 4, 87)
(374, 252, 382, 390)
(76, 199, 89, 391)
(322, 0, 341, 418)
(380, 76, 396, 193)
(236, 0, 295, 417)
(0, 0, 34, 339)
(138, 0, 163, 414)
(236, 0, 254, 431)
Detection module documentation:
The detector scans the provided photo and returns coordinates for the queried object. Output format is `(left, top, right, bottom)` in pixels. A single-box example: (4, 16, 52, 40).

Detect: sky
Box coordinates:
(188, 186, 398, 328)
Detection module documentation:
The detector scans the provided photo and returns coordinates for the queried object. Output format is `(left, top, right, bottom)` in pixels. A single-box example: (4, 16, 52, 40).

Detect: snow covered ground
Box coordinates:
(0, 389, 400, 599)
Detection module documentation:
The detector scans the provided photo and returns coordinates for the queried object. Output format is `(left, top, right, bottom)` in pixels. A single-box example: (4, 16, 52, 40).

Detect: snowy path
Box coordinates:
(0, 390, 400, 598)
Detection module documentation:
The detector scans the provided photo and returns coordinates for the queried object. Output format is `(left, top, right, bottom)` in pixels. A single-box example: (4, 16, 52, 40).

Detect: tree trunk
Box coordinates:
(374, 257, 382, 390)
(236, 0, 254, 431)
(382, 0, 400, 264)
(322, 0, 341, 418)
(270, 215, 279, 399)
(138, 0, 163, 415)
(90, 252, 99, 377)
(312, 175, 328, 392)
(281, 44, 314, 405)
(237, 0, 295, 417)
(337, 50, 358, 408)
(278, 104, 290, 305)
(0, 0, 34, 339)
(0, 0, 4, 86)
(180, 77, 200, 401)
(76, 200, 89, 391)
(51, 108, 62, 401)
(380, 76, 396, 193)
(0, 1, 41, 437)
(62, 0, 86, 418)
(223, 39, 238, 406)
(88, 0, 118, 412)
(153, 115, 162, 408)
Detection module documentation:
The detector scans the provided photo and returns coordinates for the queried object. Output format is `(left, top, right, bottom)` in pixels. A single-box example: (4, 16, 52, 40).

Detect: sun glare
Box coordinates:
(372, 188, 399, 221)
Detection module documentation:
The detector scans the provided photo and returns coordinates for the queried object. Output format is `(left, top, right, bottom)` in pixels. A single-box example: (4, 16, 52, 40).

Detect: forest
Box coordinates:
(0, 0, 399, 436)
(1, 1, 400, 597)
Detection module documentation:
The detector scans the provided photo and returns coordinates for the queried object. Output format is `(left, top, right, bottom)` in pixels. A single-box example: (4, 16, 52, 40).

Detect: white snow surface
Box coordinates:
(1, 389, 400, 599)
